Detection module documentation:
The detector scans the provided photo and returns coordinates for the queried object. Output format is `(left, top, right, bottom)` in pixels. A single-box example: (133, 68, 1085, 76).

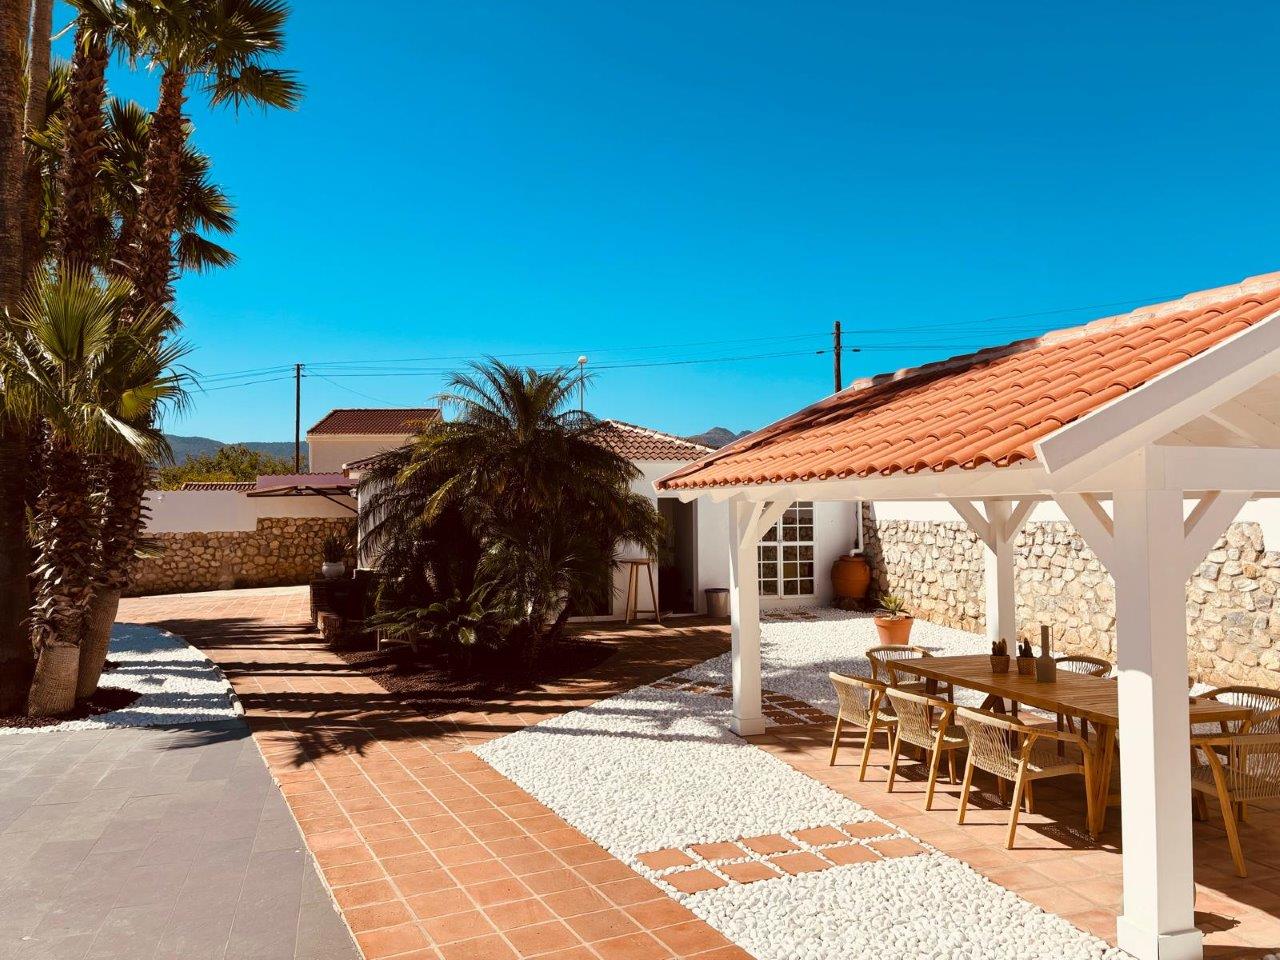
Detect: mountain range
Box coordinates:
(164, 425, 748, 464)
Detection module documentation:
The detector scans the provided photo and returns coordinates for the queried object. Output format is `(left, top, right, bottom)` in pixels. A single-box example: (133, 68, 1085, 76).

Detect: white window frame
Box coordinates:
(757, 501, 816, 597)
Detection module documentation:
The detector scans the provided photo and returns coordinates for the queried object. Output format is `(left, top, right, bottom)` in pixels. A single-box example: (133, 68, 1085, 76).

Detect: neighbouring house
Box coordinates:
(306, 408, 438, 472)
(344, 415, 862, 617)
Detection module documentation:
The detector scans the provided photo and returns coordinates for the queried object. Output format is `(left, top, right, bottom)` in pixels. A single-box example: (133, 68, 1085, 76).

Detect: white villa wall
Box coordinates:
(308, 434, 412, 472)
(144, 489, 355, 533)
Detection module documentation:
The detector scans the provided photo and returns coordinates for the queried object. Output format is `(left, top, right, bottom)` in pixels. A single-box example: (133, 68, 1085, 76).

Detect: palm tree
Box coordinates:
(364, 361, 662, 668)
(21, 0, 54, 277)
(121, 0, 299, 309)
(55, 0, 121, 271)
(0, 0, 33, 716)
(0, 269, 188, 716)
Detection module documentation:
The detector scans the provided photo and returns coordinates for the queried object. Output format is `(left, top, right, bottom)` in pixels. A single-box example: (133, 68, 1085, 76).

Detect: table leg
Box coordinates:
(1090, 724, 1117, 836)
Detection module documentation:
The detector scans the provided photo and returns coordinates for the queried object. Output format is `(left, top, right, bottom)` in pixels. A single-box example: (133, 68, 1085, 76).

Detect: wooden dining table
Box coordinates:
(889, 654, 1252, 835)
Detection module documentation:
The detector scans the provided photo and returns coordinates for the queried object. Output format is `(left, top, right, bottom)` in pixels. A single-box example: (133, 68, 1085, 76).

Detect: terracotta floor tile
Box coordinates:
(840, 821, 894, 840)
(437, 934, 518, 960)
(592, 932, 674, 960)
(524, 868, 589, 896)
(576, 860, 637, 885)
(792, 826, 847, 846)
(822, 843, 880, 867)
(541, 887, 613, 919)
(506, 851, 564, 876)
(740, 834, 798, 855)
(689, 842, 746, 862)
(325, 859, 388, 887)
(436, 843, 493, 867)
(385, 852, 445, 877)
(652, 920, 732, 954)
(636, 849, 696, 871)
(598, 877, 666, 906)
(663, 869, 727, 894)
(719, 861, 781, 883)
(371, 836, 429, 859)
(468, 877, 532, 907)
(623, 899, 695, 930)
(565, 908, 643, 942)
(484, 898, 555, 931)
(450, 859, 513, 885)
(346, 899, 414, 934)
(871, 838, 927, 859)
(534, 949, 596, 960)
(396, 869, 458, 897)
(334, 878, 398, 909)
(406, 887, 472, 920)
(556, 842, 613, 867)
(505, 920, 582, 956)
(770, 851, 829, 876)
(421, 909, 497, 944)
(355, 922, 432, 959)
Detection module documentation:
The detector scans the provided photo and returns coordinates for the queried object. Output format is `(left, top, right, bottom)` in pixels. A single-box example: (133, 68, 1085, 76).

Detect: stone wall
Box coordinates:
(861, 504, 1280, 687)
(127, 517, 356, 596)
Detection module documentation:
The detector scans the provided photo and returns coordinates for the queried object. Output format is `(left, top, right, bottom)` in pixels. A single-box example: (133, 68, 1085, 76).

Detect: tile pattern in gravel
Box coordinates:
(476, 679, 1129, 959)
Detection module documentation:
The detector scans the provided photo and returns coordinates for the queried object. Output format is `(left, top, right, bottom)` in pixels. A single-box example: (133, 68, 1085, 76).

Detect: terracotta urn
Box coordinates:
(831, 554, 871, 603)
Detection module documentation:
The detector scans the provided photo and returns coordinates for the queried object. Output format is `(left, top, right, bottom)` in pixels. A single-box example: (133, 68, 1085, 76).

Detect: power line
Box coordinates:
(310, 372, 399, 405)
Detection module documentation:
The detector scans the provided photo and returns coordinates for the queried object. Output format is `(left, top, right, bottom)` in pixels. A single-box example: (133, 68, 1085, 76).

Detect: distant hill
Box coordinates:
(164, 434, 305, 464)
(685, 426, 751, 449)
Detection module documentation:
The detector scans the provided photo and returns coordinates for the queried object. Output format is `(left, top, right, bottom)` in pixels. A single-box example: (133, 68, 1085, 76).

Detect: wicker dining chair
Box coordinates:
(828, 672, 898, 781)
(884, 688, 967, 810)
(866, 645, 953, 702)
(1197, 686, 1280, 823)
(1052, 655, 1113, 748)
(1191, 731, 1280, 877)
(955, 706, 1097, 848)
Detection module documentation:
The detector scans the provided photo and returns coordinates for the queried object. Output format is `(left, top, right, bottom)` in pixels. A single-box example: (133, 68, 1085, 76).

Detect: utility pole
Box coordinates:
(294, 363, 303, 472)
(833, 320, 842, 394)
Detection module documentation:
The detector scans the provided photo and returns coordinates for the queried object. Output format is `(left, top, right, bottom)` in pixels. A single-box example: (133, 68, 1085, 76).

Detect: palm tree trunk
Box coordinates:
(0, 0, 33, 716)
(55, 26, 109, 271)
(128, 68, 187, 309)
(20, 0, 53, 277)
(79, 456, 146, 699)
(27, 438, 94, 717)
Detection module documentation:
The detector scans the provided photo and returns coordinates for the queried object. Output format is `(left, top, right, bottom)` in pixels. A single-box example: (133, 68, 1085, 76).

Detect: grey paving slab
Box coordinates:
(0, 721, 358, 960)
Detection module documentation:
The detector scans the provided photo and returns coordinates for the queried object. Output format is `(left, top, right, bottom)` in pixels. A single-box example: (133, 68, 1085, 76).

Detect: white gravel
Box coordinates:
(0, 623, 238, 735)
(476, 613, 1129, 960)
(685, 855, 1127, 960)
(682, 607, 995, 715)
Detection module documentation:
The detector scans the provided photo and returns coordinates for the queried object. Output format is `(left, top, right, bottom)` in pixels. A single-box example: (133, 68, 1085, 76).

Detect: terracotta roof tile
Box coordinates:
(657, 272, 1280, 490)
(307, 408, 438, 436)
(595, 420, 714, 461)
(178, 481, 256, 491)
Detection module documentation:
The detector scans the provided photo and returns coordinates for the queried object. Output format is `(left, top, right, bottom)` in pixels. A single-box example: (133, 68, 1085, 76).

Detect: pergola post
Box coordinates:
(728, 500, 765, 736)
(949, 499, 1031, 649)
(1110, 486, 1200, 960)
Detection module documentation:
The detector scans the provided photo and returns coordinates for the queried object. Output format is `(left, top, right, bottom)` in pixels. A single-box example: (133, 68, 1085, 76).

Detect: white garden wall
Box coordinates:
(144, 489, 355, 533)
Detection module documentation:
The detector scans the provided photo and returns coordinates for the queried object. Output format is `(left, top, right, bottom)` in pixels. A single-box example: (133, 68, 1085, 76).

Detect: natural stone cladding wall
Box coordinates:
(861, 505, 1280, 688)
(126, 517, 356, 596)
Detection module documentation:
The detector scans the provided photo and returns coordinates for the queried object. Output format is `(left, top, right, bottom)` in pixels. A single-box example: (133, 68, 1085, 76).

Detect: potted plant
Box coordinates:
(321, 536, 348, 579)
(990, 638, 1010, 673)
(873, 594, 913, 645)
(1016, 638, 1035, 675)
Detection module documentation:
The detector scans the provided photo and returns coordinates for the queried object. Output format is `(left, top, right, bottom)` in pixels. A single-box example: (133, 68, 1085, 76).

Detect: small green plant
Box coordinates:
(1017, 639, 1034, 659)
(877, 594, 909, 619)
(991, 638, 1008, 657)
(322, 536, 347, 564)
(372, 582, 514, 665)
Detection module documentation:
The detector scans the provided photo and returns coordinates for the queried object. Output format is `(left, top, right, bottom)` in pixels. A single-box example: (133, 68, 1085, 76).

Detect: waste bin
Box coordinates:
(705, 587, 730, 617)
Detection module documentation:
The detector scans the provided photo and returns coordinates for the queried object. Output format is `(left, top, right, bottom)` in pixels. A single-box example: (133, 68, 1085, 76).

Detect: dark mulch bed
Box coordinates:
(335, 637, 615, 720)
(0, 686, 142, 729)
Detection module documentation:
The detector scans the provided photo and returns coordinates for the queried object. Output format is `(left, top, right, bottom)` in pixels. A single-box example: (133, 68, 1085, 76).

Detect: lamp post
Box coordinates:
(577, 355, 588, 412)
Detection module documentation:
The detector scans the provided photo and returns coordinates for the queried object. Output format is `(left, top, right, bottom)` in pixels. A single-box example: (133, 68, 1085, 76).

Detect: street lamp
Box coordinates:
(577, 355, 588, 412)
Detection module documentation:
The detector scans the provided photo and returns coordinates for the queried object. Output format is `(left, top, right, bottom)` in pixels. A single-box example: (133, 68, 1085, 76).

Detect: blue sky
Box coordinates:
(70, 1, 1280, 440)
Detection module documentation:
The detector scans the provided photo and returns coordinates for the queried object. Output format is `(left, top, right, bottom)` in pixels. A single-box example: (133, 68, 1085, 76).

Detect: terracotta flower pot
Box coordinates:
(874, 615, 914, 645)
(831, 554, 871, 603)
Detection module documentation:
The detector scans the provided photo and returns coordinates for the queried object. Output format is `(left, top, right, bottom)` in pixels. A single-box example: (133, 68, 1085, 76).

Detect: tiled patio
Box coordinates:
(116, 587, 1280, 959)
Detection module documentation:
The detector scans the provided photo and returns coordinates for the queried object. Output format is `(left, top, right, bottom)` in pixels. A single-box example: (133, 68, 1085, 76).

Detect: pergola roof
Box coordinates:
(657, 272, 1280, 492)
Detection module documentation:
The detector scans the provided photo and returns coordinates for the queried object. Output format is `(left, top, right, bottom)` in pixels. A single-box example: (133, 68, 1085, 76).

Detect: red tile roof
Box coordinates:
(307, 408, 438, 436)
(178, 481, 256, 491)
(658, 272, 1280, 490)
(596, 420, 714, 461)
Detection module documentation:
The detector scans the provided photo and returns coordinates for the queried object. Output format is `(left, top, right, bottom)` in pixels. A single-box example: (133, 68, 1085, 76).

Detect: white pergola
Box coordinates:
(665, 310, 1280, 960)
